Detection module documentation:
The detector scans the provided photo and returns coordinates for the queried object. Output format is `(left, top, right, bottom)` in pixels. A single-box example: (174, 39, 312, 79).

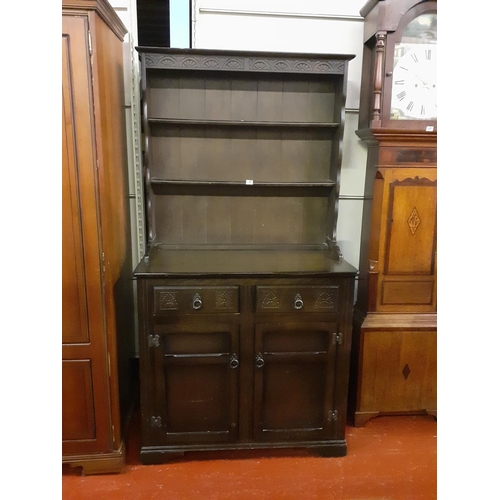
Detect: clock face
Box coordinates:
(389, 11, 437, 122)
(390, 44, 437, 120)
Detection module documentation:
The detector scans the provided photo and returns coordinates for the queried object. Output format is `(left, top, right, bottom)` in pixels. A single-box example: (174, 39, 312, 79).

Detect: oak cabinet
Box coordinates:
(137, 275, 355, 463)
(134, 48, 357, 462)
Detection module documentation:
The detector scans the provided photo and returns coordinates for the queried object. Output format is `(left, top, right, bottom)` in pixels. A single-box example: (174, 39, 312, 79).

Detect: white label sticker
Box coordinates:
(426, 126, 434, 132)
(246, 179, 254, 185)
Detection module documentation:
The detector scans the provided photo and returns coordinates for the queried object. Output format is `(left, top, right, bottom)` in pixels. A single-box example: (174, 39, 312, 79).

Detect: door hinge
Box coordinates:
(148, 334, 160, 347)
(327, 410, 338, 422)
(332, 332, 343, 345)
(88, 29, 92, 56)
(101, 252, 106, 274)
(151, 416, 162, 428)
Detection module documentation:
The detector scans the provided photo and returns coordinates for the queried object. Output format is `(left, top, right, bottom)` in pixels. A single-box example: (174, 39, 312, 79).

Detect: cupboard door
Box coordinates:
(358, 329, 437, 414)
(148, 323, 240, 445)
(62, 14, 111, 456)
(253, 322, 339, 442)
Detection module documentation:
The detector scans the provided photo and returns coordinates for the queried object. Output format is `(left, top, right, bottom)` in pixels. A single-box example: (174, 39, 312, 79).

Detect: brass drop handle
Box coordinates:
(255, 353, 265, 368)
(229, 353, 239, 369)
(192, 293, 203, 310)
(294, 293, 304, 310)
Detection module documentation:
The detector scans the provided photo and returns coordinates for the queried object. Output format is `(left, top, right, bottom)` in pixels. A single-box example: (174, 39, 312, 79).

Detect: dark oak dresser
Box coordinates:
(134, 48, 358, 463)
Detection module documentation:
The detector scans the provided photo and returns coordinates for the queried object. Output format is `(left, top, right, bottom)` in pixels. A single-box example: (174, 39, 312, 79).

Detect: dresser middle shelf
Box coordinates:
(148, 118, 340, 129)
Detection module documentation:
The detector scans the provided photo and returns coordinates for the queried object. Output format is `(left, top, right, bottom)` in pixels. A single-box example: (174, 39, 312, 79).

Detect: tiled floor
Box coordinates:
(62, 412, 436, 499)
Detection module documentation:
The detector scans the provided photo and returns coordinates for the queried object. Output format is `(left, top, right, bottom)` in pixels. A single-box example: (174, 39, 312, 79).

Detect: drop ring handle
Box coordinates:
(230, 354, 239, 369)
(294, 293, 304, 310)
(192, 293, 203, 310)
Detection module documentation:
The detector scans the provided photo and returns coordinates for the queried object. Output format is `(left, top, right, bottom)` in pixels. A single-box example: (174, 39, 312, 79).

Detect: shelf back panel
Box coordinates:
(154, 195, 328, 246)
(150, 126, 334, 183)
(148, 71, 337, 124)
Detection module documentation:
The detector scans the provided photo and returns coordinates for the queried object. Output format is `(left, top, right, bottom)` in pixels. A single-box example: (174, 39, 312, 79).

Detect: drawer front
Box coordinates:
(255, 285, 339, 314)
(153, 286, 239, 315)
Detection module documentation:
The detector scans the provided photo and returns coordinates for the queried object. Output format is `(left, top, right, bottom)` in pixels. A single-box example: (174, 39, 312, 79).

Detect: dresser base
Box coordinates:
(140, 440, 347, 464)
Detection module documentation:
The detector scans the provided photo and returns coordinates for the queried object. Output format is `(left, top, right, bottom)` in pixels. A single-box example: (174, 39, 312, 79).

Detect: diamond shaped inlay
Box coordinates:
(402, 364, 411, 380)
(407, 207, 421, 235)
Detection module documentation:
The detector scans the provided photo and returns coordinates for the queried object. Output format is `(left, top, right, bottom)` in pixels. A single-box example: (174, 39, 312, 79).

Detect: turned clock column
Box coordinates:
(350, 0, 437, 427)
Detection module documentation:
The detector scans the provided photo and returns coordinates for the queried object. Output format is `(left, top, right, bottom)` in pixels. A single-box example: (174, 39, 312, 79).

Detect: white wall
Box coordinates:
(192, 0, 368, 271)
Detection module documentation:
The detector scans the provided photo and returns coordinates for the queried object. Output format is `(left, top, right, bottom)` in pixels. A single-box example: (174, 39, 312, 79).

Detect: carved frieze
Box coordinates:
(144, 53, 346, 75)
(248, 58, 345, 74)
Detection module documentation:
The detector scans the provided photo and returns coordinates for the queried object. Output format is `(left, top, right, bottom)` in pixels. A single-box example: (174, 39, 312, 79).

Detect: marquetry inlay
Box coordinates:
(407, 207, 421, 235)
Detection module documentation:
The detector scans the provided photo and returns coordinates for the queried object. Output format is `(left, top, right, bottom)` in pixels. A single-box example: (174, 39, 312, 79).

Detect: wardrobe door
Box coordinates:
(62, 14, 110, 456)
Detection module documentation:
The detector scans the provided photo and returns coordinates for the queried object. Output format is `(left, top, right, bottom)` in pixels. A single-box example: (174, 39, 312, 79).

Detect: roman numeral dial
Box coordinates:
(390, 43, 437, 121)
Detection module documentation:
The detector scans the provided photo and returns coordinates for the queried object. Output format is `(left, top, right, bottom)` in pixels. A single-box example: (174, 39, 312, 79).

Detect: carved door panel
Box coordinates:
(147, 323, 240, 445)
(253, 322, 340, 442)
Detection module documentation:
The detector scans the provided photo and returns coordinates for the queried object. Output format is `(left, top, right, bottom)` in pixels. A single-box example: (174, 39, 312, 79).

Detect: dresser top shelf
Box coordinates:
(136, 47, 356, 266)
(134, 248, 358, 278)
(136, 47, 355, 75)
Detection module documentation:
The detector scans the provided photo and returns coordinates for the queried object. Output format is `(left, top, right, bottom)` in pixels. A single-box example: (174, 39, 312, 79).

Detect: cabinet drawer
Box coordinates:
(153, 286, 239, 315)
(255, 285, 339, 314)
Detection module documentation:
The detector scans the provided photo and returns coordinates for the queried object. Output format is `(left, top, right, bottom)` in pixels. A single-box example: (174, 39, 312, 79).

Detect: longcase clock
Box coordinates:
(350, 0, 437, 427)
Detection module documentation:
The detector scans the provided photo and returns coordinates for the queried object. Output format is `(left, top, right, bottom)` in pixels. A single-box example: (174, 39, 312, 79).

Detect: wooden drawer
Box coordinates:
(153, 286, 239, 315)
(255, 285, 339, 314)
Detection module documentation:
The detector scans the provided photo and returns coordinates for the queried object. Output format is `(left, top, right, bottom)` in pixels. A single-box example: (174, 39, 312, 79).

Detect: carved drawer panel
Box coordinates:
(153, 286, 239, 315)
(255, 285, 339, 314)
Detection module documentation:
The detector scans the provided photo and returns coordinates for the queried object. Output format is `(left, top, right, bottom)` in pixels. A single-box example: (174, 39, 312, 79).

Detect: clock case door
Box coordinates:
(358, 0, 437, 131)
